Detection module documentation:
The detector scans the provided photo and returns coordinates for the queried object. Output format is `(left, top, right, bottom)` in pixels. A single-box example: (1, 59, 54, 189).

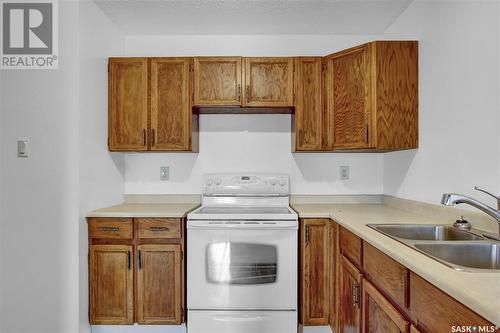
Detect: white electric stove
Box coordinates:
(187, 173, 298, 333)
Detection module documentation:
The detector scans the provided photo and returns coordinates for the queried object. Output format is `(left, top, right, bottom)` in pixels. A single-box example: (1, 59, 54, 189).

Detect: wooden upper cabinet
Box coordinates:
(244, 57, 294, 107)
(293, 57, 326, 151)
(339, 255, 362, 333)
(325, 41, 418, 151)
(300, 219, 330, 325)
(151, 58, 193, 151)
(108, 58, 149, 151)
(89, 245, 134, 325)
(193, 57, 242, 106)
(326, 44, 371, 149)
(362, 280, 409, 333)
(137, 244, 182, 324)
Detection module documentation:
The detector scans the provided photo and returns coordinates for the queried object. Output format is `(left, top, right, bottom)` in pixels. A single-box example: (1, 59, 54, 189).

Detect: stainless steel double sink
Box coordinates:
(368, 224, 500, 272)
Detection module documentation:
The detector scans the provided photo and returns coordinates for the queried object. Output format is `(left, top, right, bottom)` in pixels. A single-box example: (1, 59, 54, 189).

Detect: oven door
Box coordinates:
(187, 221, 297, 310)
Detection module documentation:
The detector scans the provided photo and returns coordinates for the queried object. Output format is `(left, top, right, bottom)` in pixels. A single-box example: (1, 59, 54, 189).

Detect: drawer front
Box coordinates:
(138, 218, 181, 239)
(363, 242, 408, 311)
(88, 218, 133, 239)
(339, 226, 362, 268)
(409, 272, 494, 333)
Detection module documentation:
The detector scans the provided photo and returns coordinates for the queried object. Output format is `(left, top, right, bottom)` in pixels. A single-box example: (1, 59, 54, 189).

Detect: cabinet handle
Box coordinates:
(149, 226, 169, 232)
(99, 226, 119, 232)
(143, 129, 147, 146)
(237, 84, 241, 101)
(246, 86, 250, 103)
(305, 224, 310, 245)
(298, 129, 303, 146)
(127, 251, 131, 270)
(365, 124, 369, 144)
(152, 128, 155, 146)
(138, 250, 142, 270)
(352, 282, 360, 308)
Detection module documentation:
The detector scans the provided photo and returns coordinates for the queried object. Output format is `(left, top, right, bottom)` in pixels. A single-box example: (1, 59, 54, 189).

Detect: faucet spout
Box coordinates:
(441, 193, 500, 239)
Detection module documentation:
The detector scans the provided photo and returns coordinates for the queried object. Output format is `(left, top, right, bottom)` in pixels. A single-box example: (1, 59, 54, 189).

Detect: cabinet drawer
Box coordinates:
(138, 218, 181, 239)
(409, 272, 494, 333)
(88, 218, 133, 239)
(363, 242, 408, 311)
(339, 226, 362, 268)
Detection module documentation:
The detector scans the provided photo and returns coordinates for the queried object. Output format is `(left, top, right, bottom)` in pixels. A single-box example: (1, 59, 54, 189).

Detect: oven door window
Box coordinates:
(206, 242, 277, 284)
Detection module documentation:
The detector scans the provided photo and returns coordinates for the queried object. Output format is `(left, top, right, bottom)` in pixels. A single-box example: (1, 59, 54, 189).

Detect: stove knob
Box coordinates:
(269, 179, 277, 186)
(279, 179, 286, 187)
(215, 178, 221, 185)
(206, 179, 213, 186)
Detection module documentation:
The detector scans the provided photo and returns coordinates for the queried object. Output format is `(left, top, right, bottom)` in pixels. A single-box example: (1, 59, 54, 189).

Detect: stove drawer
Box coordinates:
(188, 310, 297, 333)
(138, 218, 181, 239)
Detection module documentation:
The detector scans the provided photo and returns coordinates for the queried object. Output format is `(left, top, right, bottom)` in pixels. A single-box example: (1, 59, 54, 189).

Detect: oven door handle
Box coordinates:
(213, 314, 266, 322)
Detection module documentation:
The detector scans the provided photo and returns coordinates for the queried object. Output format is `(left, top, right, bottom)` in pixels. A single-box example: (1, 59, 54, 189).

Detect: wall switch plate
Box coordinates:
(160, 166, 170, 181)
(17, 140, 29, 158)
(340, 165, 349, 180)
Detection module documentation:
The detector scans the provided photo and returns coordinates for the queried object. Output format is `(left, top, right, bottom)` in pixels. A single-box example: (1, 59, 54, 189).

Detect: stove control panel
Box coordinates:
(203, 173, 290, 196)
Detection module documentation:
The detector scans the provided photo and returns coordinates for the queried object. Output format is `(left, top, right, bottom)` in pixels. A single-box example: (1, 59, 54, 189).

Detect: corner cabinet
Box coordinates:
(108, 58, 198, 152)
(325, 41, 418, 151)
(88, 217, 184, 325)
(338, 255, 362, 333)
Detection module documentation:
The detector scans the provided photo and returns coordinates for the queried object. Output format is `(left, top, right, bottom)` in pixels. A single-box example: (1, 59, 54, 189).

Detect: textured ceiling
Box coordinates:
(93, 0, 414, 35)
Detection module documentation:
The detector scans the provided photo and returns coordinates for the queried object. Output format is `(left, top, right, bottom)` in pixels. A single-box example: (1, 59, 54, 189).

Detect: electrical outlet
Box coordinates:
(340, 166, 350, 180)
(160, 166, 169, 181)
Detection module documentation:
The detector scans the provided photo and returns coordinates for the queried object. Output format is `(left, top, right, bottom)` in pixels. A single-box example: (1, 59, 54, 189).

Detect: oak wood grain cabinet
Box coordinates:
(410, 326, 423, 333)
(88, 217, 184, 325)
(329, 220, 339, 331)
(325, 41, 418, 151)
(193, 57, 242, 106)
(339, 255, 362, 333)
(299, 218, 330, 325)
(293, 57, 331, 151)
(108, 58, 149, 151)
(339, 226, 363, 269)
(362, 280, 409, 333)
(89, 244, 134, 324)
(150, 58, 194, 151)
(244, 57, 294, 107)
(108, 57, 198, 152)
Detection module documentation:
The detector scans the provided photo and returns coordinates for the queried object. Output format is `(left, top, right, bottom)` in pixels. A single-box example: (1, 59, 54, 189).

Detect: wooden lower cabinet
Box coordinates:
(88, 217, 184, 326)
(329, 220, 339, 331)
(137, 245, 182, 324)
(362, 280, 409, 333)
(89, 245, 134, 324)
(300, 218, 330, 325)
(410, 326, 423, 333)
(339, 255, 362, 333)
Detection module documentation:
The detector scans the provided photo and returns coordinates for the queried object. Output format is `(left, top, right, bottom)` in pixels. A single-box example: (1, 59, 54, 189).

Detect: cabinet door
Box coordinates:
(151, 58, 192, 151)
(329, 220, 339, 331)
(108, 58, 149, 151)
(362, 280, 409, 333)
(244, 57, 294, 107)
(339, 255, 362, 333)
(326, 44, 371, 149)
(137, 244, 182, 324)
(193, 57, 242, 106)
(410, 326, 423, 333)
(300, 219, 330, 325)
(294, 57, 324, 151)
(89, 245, 134, 324)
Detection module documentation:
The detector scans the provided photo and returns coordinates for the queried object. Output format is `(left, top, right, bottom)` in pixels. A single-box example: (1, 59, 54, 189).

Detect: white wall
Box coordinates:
(383, 0, 500, 207)
(78, 1, 125, 332)
(0, 1, 80, 332)
(124, 35, 388, 195)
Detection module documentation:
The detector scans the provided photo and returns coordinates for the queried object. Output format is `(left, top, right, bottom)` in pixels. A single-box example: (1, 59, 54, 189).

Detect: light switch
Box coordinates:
(17, 140, 29, 158)
(160, 166, 169, 181)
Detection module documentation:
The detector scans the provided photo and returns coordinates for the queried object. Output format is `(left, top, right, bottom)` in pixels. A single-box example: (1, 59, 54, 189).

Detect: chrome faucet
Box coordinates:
(441, 187, 500, 240)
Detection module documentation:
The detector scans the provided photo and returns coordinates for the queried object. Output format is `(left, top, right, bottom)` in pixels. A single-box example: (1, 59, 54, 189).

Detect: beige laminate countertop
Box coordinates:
(87, 202, 200, 218)
(291, 203, 500, 326)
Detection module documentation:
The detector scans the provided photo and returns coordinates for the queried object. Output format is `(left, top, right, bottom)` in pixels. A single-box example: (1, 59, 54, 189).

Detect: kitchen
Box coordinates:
(0, 1, 499, 333)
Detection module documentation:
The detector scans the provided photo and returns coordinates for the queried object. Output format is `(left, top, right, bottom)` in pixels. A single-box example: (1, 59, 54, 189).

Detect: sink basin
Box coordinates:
(371, 224, 484, 241)
(415, 243, 500, 270)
